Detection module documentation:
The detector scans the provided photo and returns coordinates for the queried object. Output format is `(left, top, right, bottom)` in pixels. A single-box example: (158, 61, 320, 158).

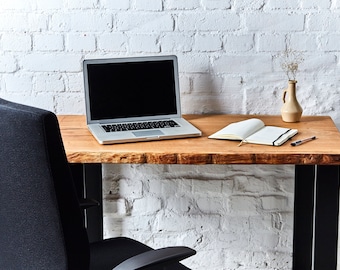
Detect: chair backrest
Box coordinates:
(0, 99, 90, 269)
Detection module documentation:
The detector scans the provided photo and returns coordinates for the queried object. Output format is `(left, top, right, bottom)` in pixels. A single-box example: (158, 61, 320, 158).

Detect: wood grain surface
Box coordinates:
(58, 114, 340, 165)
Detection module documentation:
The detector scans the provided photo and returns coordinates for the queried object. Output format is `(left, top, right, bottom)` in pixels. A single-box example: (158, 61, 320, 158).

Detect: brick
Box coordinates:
(133, 0, 163, 11)
(103, 216, 124, 238)
(289, 33, 318, 51)
(221, 215, 250, 232)
(116, 13, 174, 32)
(3, 74, 33, 93)
(257, 33, 286, 52)
(261, 195, 289, 211)
(155, 213, 220, 231)
(225, 34, 255, 52)
(101, 0, 129, 10)
(132, 197, 162, 215)
(0, 13, 48, 32)
(65, 0, 99, 9)
(97, 33, 128, 52)
(245, 86, 282, 115)
(214, 232, 248, 249)
(54, 92, 84, 114)
(51, 12, 112, 32)
(201, 0, 232, 10)
(28, 14, 49, 32)
(246, 13, 305, 31)
(65, 33, 96, 52)
(193, 33, 222, 52)
(302, 54, 336, 73)
(119, 216, 154, 233)
(191, 73, 224, 93)
(65, 72, 83, 92)
(155, 214, 195, 232)
(178, 54, 210, 73)
(160, 33, 193, 52)
(213, 55, 272, 74)
(178, 75, 191, 94)
(0, 14, 29, 31)
(181, 95, 239, 114)
(197, 197, 225, 213)
(21, 53, 82, 72)
(229, 195, 259, 212)
(148, 179, 179, 196)
(0, 0, 31, 10)
(33, 34, 64, 52)
(166, 196, 195, 214)
(302, 0, 331, 9)
(233, 0, 266, 10)
(34, 0, 63, 10)
(319, 34, 340, 51)
(265, 0, 300, 9)
(34, 73, 65, 93)
(0, 56, 18, 73)
(250, 232, 280, 250)
(103, 198, 129, 216)
(307, 13, 331, 31)
(177, 12, 240, 31)
(165, 0, 200, 10)
(234, 175, 269, 193)
(129, 34, 160, 53)
(1, 34, 32, 52)
(118, 178, 144, 198)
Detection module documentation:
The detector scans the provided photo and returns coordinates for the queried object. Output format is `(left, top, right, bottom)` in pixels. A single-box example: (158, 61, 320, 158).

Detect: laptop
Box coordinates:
(83, 55, 202, 144)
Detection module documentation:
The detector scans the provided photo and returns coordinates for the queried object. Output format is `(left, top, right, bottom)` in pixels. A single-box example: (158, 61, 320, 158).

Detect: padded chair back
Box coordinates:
(0, 99, 90, 269)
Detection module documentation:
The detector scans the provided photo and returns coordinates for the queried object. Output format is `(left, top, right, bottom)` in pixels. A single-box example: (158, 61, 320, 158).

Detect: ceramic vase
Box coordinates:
(281, 80, 303, 122)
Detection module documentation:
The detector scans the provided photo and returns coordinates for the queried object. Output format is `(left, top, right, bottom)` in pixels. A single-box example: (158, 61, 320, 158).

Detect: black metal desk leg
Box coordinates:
(293, 165, 315, 270)
(314, 165, 339, 270)
(70, 163, 103, 243)
(293, 165, 340, 270)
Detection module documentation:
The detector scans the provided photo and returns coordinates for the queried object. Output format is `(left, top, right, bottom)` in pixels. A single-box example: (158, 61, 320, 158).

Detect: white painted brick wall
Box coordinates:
(1, 0, 340, 269)
(103, 164, 295, 269)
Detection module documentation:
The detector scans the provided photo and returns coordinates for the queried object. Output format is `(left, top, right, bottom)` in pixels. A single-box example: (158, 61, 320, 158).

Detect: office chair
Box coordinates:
(0, 98, 196, 269)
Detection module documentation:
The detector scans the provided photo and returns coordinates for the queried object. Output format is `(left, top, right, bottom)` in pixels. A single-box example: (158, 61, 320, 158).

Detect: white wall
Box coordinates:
(1, 0, 340, 269)
(103, 164, 295, 269)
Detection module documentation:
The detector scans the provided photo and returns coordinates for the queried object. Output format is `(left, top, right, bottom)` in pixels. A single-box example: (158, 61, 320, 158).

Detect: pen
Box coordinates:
(291, 136, 316, 146)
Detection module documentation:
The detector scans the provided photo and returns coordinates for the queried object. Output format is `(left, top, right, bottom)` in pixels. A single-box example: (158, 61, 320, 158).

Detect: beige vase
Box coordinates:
(281, 80, 303, 122)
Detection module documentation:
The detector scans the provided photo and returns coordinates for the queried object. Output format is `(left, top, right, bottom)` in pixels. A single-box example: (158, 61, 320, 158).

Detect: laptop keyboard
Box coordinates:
(102, 120, 180, 133)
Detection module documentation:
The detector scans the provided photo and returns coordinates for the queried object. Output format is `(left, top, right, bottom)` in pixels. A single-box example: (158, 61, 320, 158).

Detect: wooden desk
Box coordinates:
(58, 114, 340, 270)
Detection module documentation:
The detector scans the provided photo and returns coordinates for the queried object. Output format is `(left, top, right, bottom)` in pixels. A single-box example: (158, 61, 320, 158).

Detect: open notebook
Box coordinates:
(208, 118, 298, 146)
(83, 55, 202, 144)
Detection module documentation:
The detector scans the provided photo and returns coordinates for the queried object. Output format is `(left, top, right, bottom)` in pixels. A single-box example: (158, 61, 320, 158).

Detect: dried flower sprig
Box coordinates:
(278, 49, 304, 81)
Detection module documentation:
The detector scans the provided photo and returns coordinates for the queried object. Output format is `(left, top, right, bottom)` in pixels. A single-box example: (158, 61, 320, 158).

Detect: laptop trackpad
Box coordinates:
(133, 130, 164, 137)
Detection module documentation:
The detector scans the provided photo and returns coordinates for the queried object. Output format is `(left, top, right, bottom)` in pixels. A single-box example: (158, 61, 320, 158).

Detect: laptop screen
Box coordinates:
(84, 57, 179, 122)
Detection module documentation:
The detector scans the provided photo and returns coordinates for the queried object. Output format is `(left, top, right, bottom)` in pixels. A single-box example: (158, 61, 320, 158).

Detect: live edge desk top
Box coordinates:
(57, 114, 340, 165)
